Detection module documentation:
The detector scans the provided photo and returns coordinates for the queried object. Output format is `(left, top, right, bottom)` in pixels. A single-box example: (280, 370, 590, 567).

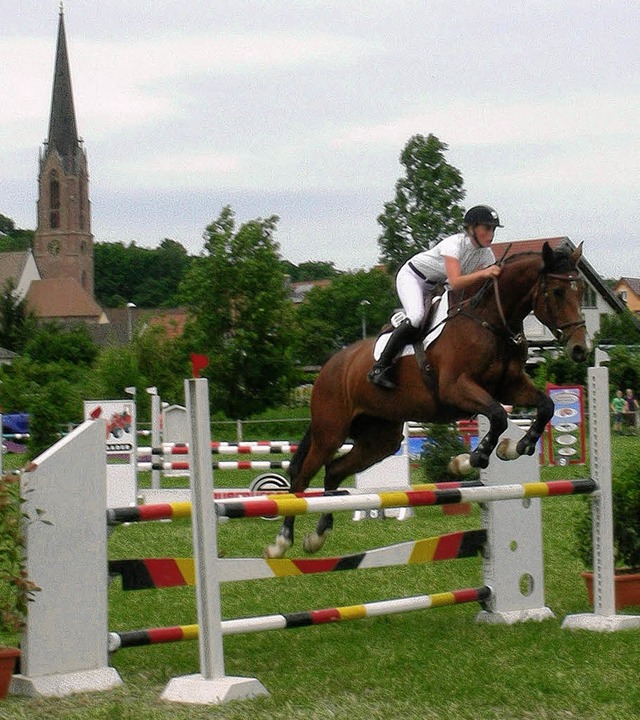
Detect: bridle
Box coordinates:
(526, 271, 586, 345)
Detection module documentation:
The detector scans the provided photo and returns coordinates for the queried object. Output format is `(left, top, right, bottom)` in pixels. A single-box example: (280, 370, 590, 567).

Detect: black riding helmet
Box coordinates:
(463, 205, 504, 228)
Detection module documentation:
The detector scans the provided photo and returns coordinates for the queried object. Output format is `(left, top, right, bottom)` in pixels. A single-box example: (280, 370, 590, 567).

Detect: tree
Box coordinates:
(377, 134, 466, 271)
(0, 278, 37, 352)
(179, 206, 298, 418)
(594, 309, 640, 346)
(0, 214, 33, 251)
(283, 260, 340, 282)
(94, 239, 192, 308)
(294, 268, 397, 366)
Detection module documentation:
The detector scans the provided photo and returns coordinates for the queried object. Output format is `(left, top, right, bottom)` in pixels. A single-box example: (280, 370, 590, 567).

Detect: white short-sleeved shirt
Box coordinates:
(403, 233, 495, 286)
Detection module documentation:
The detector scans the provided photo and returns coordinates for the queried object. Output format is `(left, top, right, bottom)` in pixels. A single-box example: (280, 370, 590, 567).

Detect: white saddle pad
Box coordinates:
(373, 292, 450, 361)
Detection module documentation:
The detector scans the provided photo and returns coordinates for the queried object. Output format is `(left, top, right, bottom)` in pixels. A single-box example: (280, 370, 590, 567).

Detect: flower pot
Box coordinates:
(0, 647, 20, 700)
(581, 571, 640, 610)
(442, 502, 471, 516)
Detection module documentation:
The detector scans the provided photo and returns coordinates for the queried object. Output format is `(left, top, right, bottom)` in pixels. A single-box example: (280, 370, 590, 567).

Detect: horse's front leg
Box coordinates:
(496, 378, 554, 460)
(448, 400, 508, 474)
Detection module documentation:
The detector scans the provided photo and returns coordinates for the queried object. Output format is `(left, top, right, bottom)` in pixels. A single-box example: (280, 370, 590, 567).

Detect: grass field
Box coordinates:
(1, 437, 640, 719)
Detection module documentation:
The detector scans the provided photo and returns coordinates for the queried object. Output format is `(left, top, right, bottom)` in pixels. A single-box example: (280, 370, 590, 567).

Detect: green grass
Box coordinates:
(1, 440, 640, 719)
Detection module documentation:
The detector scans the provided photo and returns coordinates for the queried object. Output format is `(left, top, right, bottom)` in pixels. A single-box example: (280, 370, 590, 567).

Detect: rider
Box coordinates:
(368, 204, 504, 390)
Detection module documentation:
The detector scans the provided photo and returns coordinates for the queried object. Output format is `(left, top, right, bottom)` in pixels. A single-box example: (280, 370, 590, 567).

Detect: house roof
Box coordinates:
(289, 279, 332, 303)
(26, 278, 105, 320)
(0, 251, 30, 291)
(615, 277, 640, 297)
(491, 237, 628, 315)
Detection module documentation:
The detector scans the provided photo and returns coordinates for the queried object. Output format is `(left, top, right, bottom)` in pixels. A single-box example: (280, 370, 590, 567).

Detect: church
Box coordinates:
(1, 6, 107, 332)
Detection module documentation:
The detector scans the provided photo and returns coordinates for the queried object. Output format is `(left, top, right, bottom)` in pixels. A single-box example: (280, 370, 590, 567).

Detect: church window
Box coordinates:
(49, 171, 60, 229)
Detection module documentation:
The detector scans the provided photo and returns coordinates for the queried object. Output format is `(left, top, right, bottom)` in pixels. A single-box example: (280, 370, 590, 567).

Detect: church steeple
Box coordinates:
(47, 4, 79, 168)
(34, 5, 94, 297)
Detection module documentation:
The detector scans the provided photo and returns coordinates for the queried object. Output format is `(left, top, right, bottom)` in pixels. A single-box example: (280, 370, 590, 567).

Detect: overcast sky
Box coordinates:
(2, 1, 638, 277)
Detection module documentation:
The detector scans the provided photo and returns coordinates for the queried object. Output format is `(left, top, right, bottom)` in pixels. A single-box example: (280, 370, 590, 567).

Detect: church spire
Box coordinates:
(47, 4, 79, 168)
(34, 7, 94, 298)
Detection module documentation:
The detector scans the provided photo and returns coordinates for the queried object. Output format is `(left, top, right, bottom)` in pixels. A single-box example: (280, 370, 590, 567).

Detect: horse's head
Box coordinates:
(534, 242, 589, 362)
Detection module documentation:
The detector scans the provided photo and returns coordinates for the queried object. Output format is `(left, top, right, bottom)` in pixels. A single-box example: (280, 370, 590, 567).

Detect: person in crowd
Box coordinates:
(610, 389, 626, 434)
(624, 388, 639, 432)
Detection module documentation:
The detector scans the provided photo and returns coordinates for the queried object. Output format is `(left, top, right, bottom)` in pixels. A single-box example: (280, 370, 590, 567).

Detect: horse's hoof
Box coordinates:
(496, 438, 519, 461)
(448, 453, 472, 476)
(302, 531, 328, 554)
(264, 535, 291, 559)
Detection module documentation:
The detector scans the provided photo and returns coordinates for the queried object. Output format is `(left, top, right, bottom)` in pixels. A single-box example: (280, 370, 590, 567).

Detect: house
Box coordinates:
(288, 279, 332, 304)
(491, 237, 628, 348)
(0, 250, 41, 299)
(612, 278, 640, 314)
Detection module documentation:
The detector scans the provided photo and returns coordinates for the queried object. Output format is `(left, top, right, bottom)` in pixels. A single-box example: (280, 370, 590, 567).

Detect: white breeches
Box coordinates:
(396, 265, 428, 327)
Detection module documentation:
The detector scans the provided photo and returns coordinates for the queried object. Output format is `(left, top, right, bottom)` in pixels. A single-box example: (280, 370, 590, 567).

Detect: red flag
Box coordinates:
(190, 353, 209, 378)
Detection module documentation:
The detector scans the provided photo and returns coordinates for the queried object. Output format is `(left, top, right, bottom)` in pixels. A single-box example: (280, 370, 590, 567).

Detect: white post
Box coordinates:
(10, 420, 123, 697)
(562, 365, 640, 631)
(161, 379, 268, 704)
(147, 387, 161, 490)
(476, 418, 554, 624)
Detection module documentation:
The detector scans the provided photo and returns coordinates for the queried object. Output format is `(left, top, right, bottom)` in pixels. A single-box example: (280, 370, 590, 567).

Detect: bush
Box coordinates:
(576, 458, 640, 570)
(419, 422, 479, 483)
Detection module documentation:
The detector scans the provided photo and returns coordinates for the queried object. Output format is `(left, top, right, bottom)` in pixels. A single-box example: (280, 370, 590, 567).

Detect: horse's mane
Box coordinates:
(459, 244, 576, 305)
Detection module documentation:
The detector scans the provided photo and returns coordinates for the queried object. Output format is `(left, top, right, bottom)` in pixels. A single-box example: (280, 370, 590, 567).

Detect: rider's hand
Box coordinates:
(484, 265, 501, 279)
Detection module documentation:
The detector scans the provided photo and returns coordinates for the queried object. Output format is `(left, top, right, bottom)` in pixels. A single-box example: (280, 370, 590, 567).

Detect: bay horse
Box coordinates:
(265, 242, 588, 558)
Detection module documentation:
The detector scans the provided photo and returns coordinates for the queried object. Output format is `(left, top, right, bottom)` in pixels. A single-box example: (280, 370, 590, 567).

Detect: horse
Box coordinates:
(265, 241, 588, 558)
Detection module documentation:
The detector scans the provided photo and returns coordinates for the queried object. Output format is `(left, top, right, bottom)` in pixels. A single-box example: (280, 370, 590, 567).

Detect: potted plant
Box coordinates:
(575, 458, 640, 609)
(0, 472, 42, 699)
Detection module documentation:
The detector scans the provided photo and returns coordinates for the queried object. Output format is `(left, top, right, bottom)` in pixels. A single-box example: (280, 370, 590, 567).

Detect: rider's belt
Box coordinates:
(408, 261, 427, 280)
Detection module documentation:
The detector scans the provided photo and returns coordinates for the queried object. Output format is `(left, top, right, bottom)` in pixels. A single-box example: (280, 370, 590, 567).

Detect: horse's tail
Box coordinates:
(289, 426, 313, 486)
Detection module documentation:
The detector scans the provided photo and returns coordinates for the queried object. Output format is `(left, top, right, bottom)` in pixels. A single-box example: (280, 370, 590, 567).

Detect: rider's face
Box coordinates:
(473, 224, 496, 247)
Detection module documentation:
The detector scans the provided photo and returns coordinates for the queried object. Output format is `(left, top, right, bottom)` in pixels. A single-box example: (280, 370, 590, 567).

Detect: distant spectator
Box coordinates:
(611, 390, 625, 434)
(624, 388, 639, 431)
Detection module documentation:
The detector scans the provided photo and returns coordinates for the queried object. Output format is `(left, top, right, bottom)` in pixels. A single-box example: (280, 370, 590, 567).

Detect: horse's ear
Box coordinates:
(571, 242, 583, 265)
(542, 241, 554, 268)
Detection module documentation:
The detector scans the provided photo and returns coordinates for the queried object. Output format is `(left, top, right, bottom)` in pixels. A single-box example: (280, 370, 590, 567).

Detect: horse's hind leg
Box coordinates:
(303, 417, 404, 554)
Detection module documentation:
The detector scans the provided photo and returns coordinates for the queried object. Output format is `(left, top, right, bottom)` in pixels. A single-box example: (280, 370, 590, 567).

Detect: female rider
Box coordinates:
(368, 205, 504, 390)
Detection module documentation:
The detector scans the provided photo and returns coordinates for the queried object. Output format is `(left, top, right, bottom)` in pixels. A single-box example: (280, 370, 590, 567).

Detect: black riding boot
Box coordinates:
(367, 318, 416, 390)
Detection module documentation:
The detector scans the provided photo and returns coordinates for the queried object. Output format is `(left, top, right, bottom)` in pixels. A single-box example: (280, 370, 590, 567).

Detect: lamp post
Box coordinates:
(126, 302, 136, 342)
(360, 299, 370, 339)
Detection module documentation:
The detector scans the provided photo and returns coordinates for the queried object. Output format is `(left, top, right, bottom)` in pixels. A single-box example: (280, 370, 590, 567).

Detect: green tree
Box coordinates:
(0, 278, 37, 352)
(0, 214, 33, 251)
(0, 324, 101, 456)
(179, 206, 298, 418)
(94, 238, 192, 308)
(377, 134, 466, 271)
(283, 260, 340, 282)
(294, 269, 396, 365)
(594, 309, 640, 345)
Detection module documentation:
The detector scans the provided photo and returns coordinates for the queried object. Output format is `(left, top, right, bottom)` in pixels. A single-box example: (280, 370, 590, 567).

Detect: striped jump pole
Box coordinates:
(106, 481, 486, 525)
(136, 460, 292, 472)
(108, 586, 491, 651)
(109, 530, 487, 589)
(215, 479, 597, 519)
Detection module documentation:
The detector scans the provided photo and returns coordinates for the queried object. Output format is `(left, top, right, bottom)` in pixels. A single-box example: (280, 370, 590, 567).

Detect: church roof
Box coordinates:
(26, 278, 105, 321)
(47, 7, 80, 169)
